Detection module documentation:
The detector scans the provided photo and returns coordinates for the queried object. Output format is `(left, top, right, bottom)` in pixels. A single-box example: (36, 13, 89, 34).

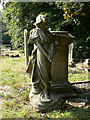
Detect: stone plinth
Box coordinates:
(50, 31, 76, 96)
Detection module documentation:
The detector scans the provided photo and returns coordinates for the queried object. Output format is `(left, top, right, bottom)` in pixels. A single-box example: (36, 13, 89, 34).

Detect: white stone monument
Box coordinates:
(68, 43, 74, 64)
(24, 29, 29, 68)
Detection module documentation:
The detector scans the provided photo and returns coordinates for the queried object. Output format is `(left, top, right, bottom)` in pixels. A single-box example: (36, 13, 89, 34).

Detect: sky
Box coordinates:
(0, 0, 89, 12)
(0, 0, 9, 12)
(0, 3, 3, 12)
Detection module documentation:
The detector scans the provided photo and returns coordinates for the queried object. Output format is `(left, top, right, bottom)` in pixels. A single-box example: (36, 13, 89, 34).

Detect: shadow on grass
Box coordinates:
(1, 103, 90, 119)
(68, 70, 85, 74)
(64, 103, 89, 119)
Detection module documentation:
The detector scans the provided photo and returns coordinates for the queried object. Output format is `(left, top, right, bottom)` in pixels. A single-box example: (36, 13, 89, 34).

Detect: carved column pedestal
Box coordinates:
(51, 31, 76, 97)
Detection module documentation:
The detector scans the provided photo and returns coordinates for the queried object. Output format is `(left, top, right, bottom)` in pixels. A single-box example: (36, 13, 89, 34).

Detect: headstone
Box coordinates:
(0, 44, 1, 56)
(82, 58, 90, 80)
(68, 43, 74, 64)
(24, 29, 29, 68)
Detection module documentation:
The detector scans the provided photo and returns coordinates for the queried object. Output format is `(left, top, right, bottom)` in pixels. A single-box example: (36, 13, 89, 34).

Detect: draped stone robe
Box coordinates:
(27, 27, 53, 93)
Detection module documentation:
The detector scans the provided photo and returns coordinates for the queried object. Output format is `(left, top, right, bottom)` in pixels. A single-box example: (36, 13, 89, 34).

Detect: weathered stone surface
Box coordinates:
(68, 43, 74, 64)
(30, 91, 64, 112)
(9, 54, 20, 58)
(24, 29, 29, 68)
(4, 54, 9, 57)
(26, 15, 75, 112)
(50, 32, 75, 96)
(0, 85, 16, 96)
(14, 54, 20, 57)
(10, 55, 15, 58)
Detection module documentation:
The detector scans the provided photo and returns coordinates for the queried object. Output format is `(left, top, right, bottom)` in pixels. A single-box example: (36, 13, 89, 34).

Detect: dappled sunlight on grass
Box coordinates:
(0, 50, 89, 119)
(68, 73, 87, 82)
(1, 55, 30, 86)
(68, 67, 87, 82)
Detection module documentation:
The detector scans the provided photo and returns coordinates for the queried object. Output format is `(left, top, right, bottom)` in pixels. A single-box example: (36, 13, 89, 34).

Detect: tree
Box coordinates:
(2, 2, 90, 59)
(2, 21, 11, 44)
(2, 2, 63, 49)
(56, 2, 90, 59)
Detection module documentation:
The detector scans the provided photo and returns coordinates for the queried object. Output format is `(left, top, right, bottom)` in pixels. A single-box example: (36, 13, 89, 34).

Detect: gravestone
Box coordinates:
(68, 43, 74, 64)
(82, 58, 90, 80)
(0, 44, 1, 55)
(24, 29, 29, 68)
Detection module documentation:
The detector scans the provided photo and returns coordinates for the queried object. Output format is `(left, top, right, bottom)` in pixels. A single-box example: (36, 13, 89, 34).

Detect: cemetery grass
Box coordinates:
(0, 50, 89, 119)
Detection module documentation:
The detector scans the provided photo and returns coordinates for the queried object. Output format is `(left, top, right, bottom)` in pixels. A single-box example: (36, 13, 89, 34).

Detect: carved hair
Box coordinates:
(33, 15, 48, 26)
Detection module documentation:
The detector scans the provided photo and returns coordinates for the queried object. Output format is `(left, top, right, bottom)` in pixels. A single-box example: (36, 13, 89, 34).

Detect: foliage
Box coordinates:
(58, 2, 90, 59)
(2, 21, 11, 44)
(2, 33, 11, 44)
(0, 50, 30, 85)
(2, 2, 63, 49)
(2, 2, 90, 59)
(73, 3, 90, 59)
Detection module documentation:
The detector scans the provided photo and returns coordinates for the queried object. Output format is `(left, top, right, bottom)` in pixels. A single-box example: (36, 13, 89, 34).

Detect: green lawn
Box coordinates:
(0, 50, 89, 119)
(68, 68, 87, 82)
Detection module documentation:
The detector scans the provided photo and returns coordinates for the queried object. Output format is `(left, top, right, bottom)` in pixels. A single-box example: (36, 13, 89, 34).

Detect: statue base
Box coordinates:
(51, 82, 77, 97)
(29, 82, 77, 112)
(29, 90, 65, 112)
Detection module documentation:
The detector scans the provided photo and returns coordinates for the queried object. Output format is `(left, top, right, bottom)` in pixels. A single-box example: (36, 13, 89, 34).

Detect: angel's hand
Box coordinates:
(47, 55, 52, 62)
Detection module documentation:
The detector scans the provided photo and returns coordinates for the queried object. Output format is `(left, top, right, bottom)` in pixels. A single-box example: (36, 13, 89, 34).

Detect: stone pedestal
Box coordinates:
(51, 31, 76, 97)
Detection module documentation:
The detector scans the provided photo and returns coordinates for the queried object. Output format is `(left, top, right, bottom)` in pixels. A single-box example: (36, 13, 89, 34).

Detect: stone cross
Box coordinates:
(24, 29, 29, 68)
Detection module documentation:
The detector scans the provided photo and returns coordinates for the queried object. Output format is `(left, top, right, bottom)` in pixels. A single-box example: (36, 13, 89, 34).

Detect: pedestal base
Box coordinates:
(51, 82, 77, 97)
(29, 90, 64, 112)
(29, 82, 77, 112)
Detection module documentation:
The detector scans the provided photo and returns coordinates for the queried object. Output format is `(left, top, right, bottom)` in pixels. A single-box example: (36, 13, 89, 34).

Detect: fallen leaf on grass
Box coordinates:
(11, 75, 14, 77)
(15, 89, 18, 92)
(49, 113, 53, 115)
